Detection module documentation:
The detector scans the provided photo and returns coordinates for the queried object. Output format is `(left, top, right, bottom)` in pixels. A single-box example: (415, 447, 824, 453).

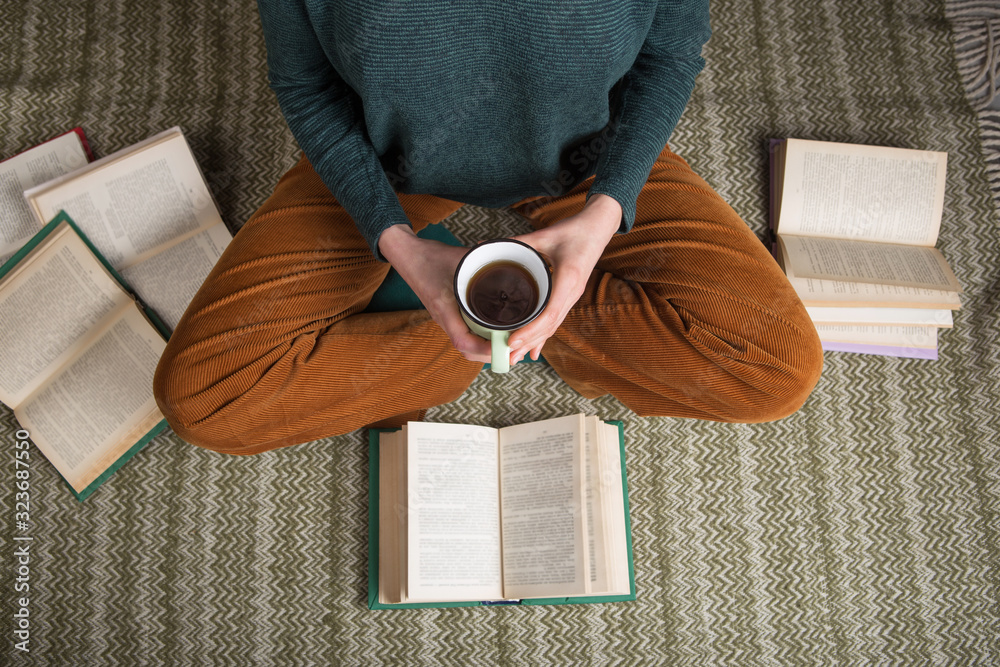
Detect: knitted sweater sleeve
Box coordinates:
(256, 0, 411, 261)
(586, 0, 711, 233)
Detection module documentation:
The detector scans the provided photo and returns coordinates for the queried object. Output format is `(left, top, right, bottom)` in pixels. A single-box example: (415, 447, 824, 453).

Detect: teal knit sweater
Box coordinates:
(256, 1, 710, 259)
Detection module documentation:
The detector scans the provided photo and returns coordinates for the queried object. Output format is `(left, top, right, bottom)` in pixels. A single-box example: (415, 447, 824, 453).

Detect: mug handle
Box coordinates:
(490, 330, 511, 373)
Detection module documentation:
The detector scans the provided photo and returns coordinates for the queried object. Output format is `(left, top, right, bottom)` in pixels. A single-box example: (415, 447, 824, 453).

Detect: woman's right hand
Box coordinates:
(378, 224, 492, 363)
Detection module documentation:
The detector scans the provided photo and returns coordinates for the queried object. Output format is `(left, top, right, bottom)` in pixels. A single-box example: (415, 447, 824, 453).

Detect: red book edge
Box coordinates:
(67, 126, 95, 162)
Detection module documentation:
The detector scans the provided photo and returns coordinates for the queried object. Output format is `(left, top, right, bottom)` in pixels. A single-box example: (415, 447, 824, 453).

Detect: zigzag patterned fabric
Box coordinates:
(2, 0, 999, 664)
(949, 1, 1000, 212)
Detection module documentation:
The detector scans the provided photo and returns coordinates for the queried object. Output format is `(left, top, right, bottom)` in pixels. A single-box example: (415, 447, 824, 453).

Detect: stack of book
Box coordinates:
(769, 138, 962, 360)
(0, 127, 232, 499)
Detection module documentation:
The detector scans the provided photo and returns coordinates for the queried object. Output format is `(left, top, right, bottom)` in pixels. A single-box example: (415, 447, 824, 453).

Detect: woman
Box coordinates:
(152, 0, 823, 454)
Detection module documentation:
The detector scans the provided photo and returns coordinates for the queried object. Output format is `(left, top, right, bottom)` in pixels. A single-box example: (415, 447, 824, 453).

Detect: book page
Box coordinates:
(779, 235, 960, 291)
(1, 131, 89, 262)
(776, 139, 946, 246)
(779, 246, 962, 309)
(806, 306, 953, 328)
(0, 222, 130, 407)
(584, 417, 609, 592)
(24, 128, 223, 271)
(119, 222, 231, 331)
(598, 421, 631, 595)
(786, 274, 962, 309)
(814, 324, 938, 348)
(499, 414, 588, 600)
(405, 422, 502, 603)
(395, 430, 408, 601)
(14, 305, 166, 493)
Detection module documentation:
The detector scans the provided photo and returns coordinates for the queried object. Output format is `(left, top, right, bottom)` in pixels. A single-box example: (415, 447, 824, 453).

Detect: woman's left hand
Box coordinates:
(507, 193, 622, 364)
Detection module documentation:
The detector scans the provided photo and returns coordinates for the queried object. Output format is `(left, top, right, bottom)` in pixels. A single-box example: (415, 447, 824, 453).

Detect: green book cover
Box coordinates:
(0, 210, 169, 501)
(367, 419, 635, 609)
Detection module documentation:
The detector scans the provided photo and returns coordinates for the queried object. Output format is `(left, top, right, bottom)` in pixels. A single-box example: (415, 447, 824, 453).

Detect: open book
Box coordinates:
(2, 126, 232, 498)
(769, 138, 962, 358)
(1, 128, 94, 265)
(369, 414, 634, 608)
(23, 126, 232, 331)
(0, 213, 168, 500)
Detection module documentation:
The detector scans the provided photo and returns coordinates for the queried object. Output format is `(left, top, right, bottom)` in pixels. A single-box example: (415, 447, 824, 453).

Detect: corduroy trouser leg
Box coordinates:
(153, 145, 823, 455)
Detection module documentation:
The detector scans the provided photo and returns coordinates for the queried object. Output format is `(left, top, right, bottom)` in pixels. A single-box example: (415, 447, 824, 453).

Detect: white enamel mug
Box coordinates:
(453, 239, 551, 373)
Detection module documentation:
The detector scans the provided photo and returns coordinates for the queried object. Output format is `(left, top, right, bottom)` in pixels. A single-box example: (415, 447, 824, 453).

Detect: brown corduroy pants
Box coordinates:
(153, 145, 823, 455)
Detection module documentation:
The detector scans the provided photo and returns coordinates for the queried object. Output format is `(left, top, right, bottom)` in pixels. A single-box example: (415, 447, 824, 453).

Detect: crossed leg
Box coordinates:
(154, 146, 823, 455)
(153, 153, 480, 454)
(513, 144, 823, 422)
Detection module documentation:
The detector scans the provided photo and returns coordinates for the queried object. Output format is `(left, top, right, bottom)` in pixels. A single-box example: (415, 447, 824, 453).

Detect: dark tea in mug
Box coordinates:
(466, 261, 539, 327)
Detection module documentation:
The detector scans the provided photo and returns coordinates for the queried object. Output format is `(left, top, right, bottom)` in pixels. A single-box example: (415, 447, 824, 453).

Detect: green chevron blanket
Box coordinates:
(2, 0, 998, 664)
